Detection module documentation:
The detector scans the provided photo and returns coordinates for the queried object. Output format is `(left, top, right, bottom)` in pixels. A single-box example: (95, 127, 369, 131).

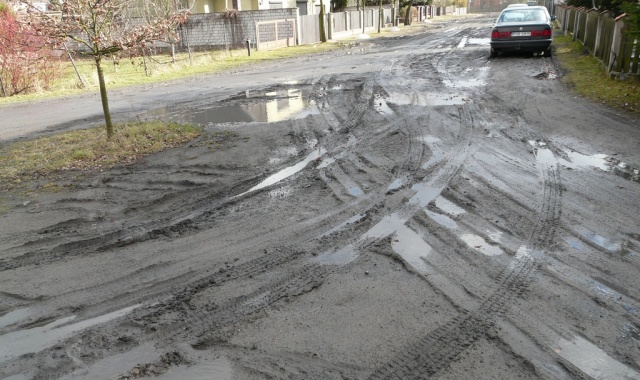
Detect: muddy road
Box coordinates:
(1, 14, 640, 380)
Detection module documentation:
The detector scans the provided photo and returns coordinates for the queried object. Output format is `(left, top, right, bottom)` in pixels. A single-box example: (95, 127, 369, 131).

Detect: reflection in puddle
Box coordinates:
(148, 89, 310, 124)
(391, 225, 433, 273)
(387, 178, 404, 192)
(581, 231, 622, 253)
(313, 244, 358, 265)
(374, 93, 395, 115)
(425, 210, 458, 229)
(154, 356, 233, 380)
(0, 308, 33, 329)
(434, 196, 466, 216)
(364, 212, 409, 239)
(238, 148, 326, 197)
(0, 304, 141, 363)
(461, 234, 504, 256)
(555, 336, 640, 379)
(564, 150, 610, 171)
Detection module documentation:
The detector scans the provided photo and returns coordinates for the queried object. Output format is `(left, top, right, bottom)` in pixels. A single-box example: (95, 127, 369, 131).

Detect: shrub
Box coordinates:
(0, 4, 62, 97)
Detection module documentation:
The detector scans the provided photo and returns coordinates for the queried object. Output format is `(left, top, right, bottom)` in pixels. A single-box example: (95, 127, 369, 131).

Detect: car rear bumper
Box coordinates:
(490, 39, 551, 52)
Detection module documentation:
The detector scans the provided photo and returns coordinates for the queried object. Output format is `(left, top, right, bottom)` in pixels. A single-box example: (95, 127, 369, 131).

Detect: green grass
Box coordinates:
(0, 121, 202, 191)
(553, 35, 640, 114)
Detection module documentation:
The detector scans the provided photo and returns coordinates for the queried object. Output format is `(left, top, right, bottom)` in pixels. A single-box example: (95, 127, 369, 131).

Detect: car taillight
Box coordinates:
(491, 31, 511, 38)
(531, 29, 551, 37)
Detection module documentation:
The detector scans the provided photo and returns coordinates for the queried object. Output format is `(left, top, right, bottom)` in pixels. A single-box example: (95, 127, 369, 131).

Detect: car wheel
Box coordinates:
(490, 48, 498, 58)
(544, 47, 552, 57)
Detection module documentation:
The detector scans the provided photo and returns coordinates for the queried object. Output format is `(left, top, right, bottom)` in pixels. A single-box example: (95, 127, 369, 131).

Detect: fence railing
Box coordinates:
(556, 5, 639, 76)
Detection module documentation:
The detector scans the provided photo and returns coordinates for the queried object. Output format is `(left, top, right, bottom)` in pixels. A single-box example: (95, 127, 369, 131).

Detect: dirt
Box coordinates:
(1, 14, 640, 380)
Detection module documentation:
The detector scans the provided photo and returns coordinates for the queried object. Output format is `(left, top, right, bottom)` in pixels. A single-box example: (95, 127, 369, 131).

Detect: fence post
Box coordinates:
(328, 12, 334, 40)
(609, 14, 625, 73)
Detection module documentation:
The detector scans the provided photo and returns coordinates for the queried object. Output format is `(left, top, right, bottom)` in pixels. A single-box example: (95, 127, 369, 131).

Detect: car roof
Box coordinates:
(507, 4, 528, 7)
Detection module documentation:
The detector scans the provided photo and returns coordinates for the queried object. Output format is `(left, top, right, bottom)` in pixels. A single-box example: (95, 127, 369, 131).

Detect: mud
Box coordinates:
(1, 14, 640, 380)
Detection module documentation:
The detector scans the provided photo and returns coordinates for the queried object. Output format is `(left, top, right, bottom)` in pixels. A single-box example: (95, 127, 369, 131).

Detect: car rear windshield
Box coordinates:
(497, 9, 547, 23)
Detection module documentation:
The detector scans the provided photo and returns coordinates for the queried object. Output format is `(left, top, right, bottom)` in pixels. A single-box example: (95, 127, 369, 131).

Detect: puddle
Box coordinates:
(238, 148, 326, 197)
(374, 93, 395, 115)
(313, 244, 358, 265)
(555, 335, 640, 379)
(316, 156, 335, 169)
(0, 304, 141, 363)
(433, 196, 466, 216)
(318, 214, 365, 238)
(425, 210, 458, 229)
(60, 343, 159, 380)
(391, 225, 433, 273)
(409, 184, 443, 208)
(149, 88, 311, 124)
(457, 36, 468, 48)
(364, 212, 411, 240)
(563, 151, 610, 171)
(154, 356, 233, 380)
(387, 92, 470, 106)
(387, 178, 404, 192)
(466, 37, 491, 45)
(461, 234, 504, 256)
(529, 140, 557, 167)
(418, 135, 441, 144)
(581, 231, 622, 253)
(0, 308, 33, 329)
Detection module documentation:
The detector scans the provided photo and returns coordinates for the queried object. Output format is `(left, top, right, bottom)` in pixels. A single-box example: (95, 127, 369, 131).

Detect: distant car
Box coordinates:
(490, 6, 556, 58)
(527, 0, 538, 5)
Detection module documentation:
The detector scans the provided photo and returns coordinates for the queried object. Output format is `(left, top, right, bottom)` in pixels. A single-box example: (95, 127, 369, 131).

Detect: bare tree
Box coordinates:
(22, 0, 188, 138)
(140, 0, 194, 63)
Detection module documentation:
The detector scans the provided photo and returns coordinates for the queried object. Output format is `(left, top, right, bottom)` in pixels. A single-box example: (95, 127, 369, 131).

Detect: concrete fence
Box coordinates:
(556, 5, 639, 76)
(172, 5, 464, 52)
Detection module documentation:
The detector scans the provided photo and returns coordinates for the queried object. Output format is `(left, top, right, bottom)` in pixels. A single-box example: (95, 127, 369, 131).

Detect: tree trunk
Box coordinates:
(95, 56, 114, 138)
(404, 0, 414, 26)
(319, 4, 327, 42)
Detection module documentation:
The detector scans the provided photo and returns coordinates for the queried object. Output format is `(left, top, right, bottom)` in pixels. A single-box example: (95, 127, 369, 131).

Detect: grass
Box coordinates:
(0, 121, 202, 191)
(553, 35, 640, 114)
(0, 43, 344, 105)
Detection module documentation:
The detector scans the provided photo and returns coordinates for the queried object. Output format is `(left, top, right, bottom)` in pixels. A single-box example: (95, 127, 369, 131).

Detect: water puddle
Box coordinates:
(364, 212, 409, 239)
(387, 178, 404, 192)
(425, 210, 458, 229)
(237, 148, 326, 197)
(0, 308, 33, 329)
(313, 244, 358, 265)
(409, 184, 443, 208)
(433, 196, 466, 216)
(554, 335, 640, 379)
(148, 88, 312, 124)
(0, 304, 141, 363)
(466, 38, 491, 46)
(563, 150, 610, 171)
(460, 234, 504, 256)
(373, 93, 395, 115)
(387, 92, 469, 106)
(391, 225, 433, 273)
(457, 37, 468, 48)
(316, 156, 335, 169)
(418, 135, 441, 144)
(60, 343, 160, 380)
(154, 356, 233, 380)
(581, 231, 622, 253)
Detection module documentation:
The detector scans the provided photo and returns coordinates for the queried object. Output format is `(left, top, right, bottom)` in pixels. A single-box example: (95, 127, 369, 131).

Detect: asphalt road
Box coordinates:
(1, 14, 640, 380)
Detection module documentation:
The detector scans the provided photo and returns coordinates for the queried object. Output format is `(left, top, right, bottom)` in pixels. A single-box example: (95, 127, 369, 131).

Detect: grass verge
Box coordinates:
(553, 35, 640, 114)
(0, 121, 202, 191)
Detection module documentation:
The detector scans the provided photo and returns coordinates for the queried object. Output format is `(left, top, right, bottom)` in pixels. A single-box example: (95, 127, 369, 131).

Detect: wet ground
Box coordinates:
(1, 14, 640, 380)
